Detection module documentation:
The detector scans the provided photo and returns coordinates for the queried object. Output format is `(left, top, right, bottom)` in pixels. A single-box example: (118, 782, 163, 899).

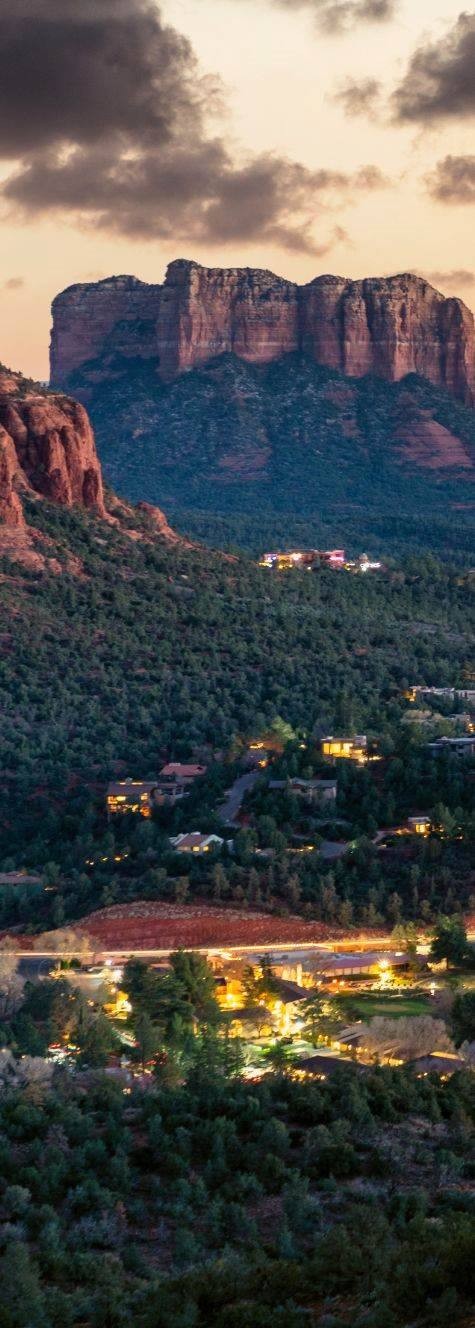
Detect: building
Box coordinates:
(259, 548, 345, 571)
(107, 764, 207, 816)
(407, 815, 432, 836)
(427, 735, 475, 758)
(319, 840, 350, 861)
(154, 762, 207, 804)
(0, 871, 42, 887)
(344, 554, 382, 574)
(268, 777, 337, 804)
(311, 951, 410, 980)
(320, 549, 345, 567)
(169, 832, 225, 854)
(271, 977, 308, 1034)
(296, 1053, 358, 1079)
(409, 1052, 469, 1078)
(406, 686, 475, 704)
(159, 762, 206, 783)
(321, 735, 370, 764)
(107, 779, 159, 817)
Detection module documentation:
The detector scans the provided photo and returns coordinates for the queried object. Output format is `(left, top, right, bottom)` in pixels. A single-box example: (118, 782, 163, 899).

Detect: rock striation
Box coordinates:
(51, 260, 475, 405)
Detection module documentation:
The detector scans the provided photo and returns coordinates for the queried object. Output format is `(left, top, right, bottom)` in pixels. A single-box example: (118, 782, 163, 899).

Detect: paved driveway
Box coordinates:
(217, 771, 259, 826)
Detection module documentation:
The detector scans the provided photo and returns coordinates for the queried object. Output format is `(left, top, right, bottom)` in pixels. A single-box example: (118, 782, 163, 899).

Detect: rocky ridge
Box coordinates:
(51, 260, 475, 406)
(0, 367, 180, 569)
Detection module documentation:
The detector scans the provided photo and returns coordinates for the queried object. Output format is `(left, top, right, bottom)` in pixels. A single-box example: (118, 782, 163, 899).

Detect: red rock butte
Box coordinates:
(0, 368, 186, 567)
(0, 369, 105, 533)
(50, 259, 475, 406)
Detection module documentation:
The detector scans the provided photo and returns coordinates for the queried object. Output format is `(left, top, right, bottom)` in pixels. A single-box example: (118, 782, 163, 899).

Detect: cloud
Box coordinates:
(331, 76, 382, 117)
(2, 277, 24, 290)
(426, 155, 475, 204)
(0, 0, 388, 253)
(252, 0, 397, 34)
(418, 268, 475, 291)
(392, 11, 475, 124)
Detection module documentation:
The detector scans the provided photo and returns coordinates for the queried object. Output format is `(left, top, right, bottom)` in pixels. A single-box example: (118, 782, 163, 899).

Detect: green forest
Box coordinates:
(0, 499, 473, 933)
(0, 952, 473, 1328)
(71, 354, 475, 561)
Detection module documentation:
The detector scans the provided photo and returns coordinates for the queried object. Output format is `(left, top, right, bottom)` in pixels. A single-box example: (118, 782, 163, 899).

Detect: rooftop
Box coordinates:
(410, 1053, 468, 1076)
(297, 1054, 358, 1077)
(107, 780, 158, 797)
(169, 832, 223, 851)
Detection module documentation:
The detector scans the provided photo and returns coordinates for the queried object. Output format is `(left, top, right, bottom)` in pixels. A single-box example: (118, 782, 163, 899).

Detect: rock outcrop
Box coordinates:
(51, 261, 475, 406)
(0, 367, 185, 567)
(50, 275, 162, 387)
(0, 370, 105, 526)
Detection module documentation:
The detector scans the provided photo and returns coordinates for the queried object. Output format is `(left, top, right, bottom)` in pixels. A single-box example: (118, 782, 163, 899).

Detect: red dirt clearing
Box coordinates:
(74, 901, 335, 950)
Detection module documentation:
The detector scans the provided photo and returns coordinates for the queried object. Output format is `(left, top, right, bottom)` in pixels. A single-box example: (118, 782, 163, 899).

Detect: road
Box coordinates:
(9, 926, 474, 973)
(9, 934, 431, 980)
(217, 770, 259, 827)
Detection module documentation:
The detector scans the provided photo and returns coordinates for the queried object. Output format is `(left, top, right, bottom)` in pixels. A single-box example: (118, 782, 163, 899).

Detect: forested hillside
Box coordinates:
(0, 499, 473, 930)
(0, 1064, 473, 1328)
(71, 355, 475, 559)
(1, 499, 472, 783)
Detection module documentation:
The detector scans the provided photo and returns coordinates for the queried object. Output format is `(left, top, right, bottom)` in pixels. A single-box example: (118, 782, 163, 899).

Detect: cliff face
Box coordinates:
(302, 274, 475, 403)
(0, 367, 184, 568)
(155, 260, 300, 380)
(51, 260, 475, 405)
(50, 275, 162, 387)
(0, 371, 105, 530)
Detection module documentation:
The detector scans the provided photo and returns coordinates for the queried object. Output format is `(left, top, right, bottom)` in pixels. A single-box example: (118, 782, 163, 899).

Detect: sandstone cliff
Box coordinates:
(0, 370, 105, 533)
(51, 261, 475, 406)
(0, 367, 183, 568)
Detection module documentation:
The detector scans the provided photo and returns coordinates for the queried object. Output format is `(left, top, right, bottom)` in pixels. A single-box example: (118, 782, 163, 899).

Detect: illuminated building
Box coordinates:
(321, 735, 374, 764)
(407, 815, 432, 836)
(107, 763, 207, 816)
(259, 548, 345, 571)
(169, 831, 225, 854)
(106, 779, 157, 817)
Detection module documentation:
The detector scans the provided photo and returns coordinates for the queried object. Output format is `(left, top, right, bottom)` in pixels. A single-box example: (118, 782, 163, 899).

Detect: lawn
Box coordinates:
(337, 992, 431, 1020)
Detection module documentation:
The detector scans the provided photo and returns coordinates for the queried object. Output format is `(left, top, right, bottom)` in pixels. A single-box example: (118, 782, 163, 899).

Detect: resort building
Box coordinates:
(311, 951, 411, 980)
(259, 548, 345, 571)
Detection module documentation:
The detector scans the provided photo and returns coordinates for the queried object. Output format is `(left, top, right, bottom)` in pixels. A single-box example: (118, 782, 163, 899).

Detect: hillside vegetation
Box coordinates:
(70, 354, 475, 558)
(0, 501, 473, 930)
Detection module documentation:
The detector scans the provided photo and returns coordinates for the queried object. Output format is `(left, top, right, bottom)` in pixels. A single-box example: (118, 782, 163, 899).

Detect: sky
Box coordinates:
(0, 0, 473, 378)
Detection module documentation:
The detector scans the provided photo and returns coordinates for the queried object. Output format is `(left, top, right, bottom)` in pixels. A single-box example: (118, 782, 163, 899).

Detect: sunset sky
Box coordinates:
(1, 0, 474, 378)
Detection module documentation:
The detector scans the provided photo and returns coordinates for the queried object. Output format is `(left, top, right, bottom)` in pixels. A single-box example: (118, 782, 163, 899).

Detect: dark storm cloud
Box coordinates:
(426, 155, 475, 204)
(0, 0, 388, 252)
(392, 11, 475, 123)
(254, 0, 396, 33)
(0, 0, 205, 157)
(331, 77, 382, 117)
